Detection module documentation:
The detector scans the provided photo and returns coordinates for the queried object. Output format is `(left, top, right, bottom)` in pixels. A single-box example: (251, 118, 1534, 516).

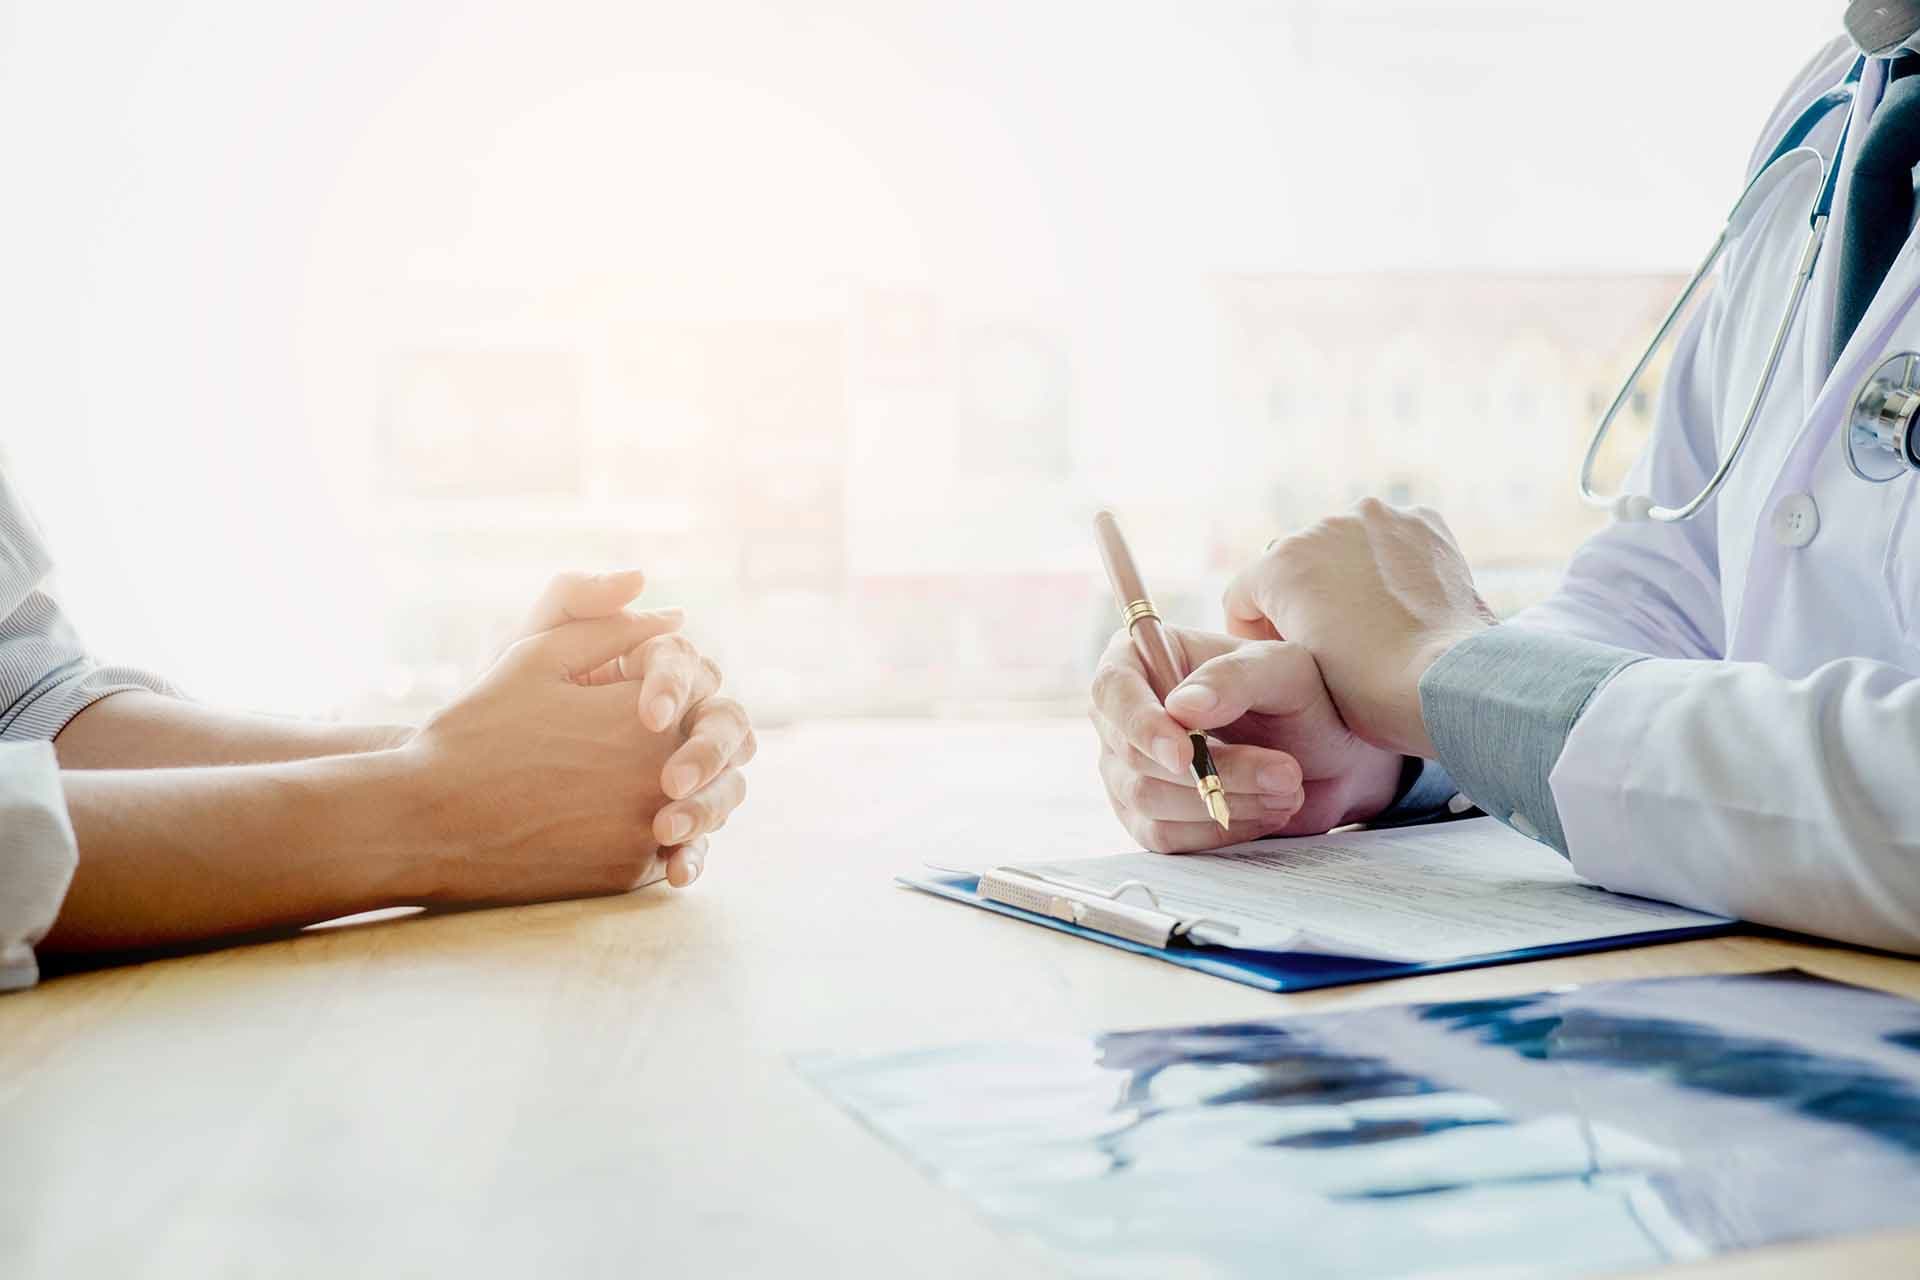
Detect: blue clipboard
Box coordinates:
(899, 871, 1741, 994)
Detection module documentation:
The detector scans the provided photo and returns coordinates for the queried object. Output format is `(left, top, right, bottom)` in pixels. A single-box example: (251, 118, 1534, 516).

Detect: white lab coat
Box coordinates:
(1530, 37, 1920, 951)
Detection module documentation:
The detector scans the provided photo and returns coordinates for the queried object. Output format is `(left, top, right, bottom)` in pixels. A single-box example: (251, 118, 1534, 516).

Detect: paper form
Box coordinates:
(1007, 817, 1729, 962)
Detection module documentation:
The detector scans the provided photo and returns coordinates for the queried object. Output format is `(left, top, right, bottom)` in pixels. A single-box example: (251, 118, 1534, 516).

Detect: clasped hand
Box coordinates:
(402, 569, 752, 900)
(1092, 499, 1492, 852)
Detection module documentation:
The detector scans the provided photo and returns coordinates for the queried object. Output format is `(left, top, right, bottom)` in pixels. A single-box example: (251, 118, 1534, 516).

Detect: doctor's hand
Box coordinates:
(513, 569, 757, 887)
(1091, 626, 1406, 853)
(1223, 499, 1496, 759)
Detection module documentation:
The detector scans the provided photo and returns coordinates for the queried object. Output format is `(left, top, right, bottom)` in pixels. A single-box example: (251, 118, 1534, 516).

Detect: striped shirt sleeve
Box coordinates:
(0, 741, 81, 990)
(0, 466, 173, 989)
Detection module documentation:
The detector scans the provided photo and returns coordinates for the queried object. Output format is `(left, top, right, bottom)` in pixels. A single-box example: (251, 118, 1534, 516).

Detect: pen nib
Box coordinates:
(1189, 734, 1231, 830)
(1201, 779, 1230, 831)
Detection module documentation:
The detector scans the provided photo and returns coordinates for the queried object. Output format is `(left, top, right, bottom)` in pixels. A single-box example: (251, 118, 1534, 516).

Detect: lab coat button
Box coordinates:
(1509, 811, 1541, 841)
(1770, 493, 1819, 548)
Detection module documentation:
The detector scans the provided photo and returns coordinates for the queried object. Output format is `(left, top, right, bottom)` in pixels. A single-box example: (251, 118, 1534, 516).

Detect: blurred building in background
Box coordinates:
(355, 271, 1681, 724)
(1213, 272, 1681, 613)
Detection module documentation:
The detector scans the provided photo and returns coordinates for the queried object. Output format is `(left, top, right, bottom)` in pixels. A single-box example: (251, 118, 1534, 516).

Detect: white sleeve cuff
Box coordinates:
(0, 740, 79, 991)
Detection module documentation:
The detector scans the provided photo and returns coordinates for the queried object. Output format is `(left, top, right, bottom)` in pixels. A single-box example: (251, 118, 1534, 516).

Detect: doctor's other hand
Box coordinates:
(514, 569, 756, 888)
(1091, 626, 1405, 853)
(1223, 500, 1496, 759)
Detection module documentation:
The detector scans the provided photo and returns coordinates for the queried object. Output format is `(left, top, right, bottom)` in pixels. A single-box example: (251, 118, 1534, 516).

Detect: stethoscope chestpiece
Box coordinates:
(1846, 0, 1920, 57)
(1846, 351, 1920, 482)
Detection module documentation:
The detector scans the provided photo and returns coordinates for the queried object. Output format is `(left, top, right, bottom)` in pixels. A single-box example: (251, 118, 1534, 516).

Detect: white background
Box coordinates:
(0, 1, 1837, 714)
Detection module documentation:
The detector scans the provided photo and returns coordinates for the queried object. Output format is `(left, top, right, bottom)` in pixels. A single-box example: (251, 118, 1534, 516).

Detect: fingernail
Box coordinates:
(664, 813, 693, 843)
(683, 853, 704, 883)
(597, 568, 644, 583)
(1257, 765, 1298, 793)
(1152, 739, 1183, 773)
(666, 764, 700, 798)
(648, 696, 677, 730)
(1167, 685, 1216, 713)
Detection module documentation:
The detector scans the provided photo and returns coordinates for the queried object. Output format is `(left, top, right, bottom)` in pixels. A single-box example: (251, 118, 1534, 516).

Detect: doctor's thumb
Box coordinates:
(1167, 640, 1325, 731)
(1164, 681, 1221, 724)
(1164, 658, 1266, 731)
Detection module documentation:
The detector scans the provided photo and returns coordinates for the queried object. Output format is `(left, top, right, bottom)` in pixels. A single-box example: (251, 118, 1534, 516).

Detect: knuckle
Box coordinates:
(1252, 637, 1307, 674)
(1089, 662, 1129, 707)
(643, 631, 697, 663)
(1259, 535, 1306, 575)
(1140, 820, 1182, 853)
(695, 695, 748, 732)
(661, 803, 700, 839)
(1122, 707, 1160, 748)
(672, 805, 708, 841)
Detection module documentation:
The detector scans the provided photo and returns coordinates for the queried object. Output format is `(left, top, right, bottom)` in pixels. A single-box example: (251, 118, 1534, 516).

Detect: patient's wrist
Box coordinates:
(320, 747, 452, 905)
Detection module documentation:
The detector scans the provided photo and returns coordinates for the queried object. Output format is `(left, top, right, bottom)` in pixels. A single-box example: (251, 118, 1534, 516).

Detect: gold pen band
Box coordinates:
(1123, 599, 1160, 629)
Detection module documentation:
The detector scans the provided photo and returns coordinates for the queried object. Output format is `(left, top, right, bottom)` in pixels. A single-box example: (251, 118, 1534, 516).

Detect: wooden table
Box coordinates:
(4, 721, 1919, 1278)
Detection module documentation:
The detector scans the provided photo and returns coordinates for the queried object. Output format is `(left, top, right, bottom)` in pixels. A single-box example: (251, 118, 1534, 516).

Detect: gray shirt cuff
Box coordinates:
(1417, 626, 1646, 854)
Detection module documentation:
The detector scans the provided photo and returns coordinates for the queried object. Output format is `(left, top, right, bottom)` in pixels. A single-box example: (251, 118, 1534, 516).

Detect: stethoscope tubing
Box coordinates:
(1578, 58, 1866, 523)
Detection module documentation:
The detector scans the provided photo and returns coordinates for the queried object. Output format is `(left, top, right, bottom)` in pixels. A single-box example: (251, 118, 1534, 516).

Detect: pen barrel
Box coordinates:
(1095, 510, 1188, 699)
(1093, 510, 1149, 606)
(1128, 612, 1186, 703)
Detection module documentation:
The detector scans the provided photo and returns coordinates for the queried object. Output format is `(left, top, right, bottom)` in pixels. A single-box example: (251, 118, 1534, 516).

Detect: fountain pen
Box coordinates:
(1092, 509, 1230, 830)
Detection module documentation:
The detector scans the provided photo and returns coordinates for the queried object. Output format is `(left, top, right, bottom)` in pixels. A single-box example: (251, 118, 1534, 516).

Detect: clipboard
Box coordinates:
(899, 869, 1741, 994)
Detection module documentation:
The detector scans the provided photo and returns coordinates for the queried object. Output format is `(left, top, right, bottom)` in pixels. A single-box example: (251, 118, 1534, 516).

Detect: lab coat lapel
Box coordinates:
(1802, 57, 1888, 413)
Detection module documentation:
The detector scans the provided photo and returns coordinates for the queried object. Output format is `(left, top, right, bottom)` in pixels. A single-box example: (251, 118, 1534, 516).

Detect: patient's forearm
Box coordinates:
(54, 691, 410, 769)
(43, 752, 431, 953)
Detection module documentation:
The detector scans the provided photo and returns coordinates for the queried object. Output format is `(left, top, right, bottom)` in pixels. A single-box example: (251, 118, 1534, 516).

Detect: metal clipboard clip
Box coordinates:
(975, 867, 1242, 951)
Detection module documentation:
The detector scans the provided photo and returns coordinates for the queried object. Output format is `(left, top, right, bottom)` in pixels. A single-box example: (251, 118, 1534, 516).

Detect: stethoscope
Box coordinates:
(1579, 53, 1920, 521)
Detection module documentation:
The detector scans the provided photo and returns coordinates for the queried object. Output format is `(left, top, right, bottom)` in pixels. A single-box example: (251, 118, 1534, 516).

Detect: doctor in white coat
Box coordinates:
(1089, 18, 1920, 954)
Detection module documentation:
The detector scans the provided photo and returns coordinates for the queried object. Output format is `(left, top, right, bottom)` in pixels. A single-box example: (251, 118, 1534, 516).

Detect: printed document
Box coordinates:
(1006, 817, 1728, 962)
